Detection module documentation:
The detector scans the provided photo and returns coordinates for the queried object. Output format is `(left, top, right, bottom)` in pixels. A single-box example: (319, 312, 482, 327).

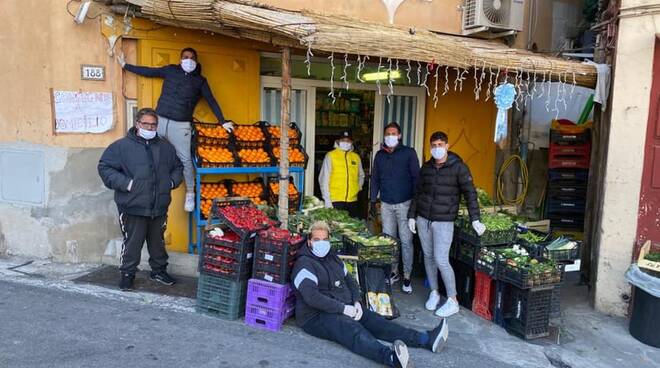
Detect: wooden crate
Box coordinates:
(638, 240, 660, 273)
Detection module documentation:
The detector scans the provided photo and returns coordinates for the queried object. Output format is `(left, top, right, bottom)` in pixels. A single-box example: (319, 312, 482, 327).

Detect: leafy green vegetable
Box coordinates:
(644, 252, 660, 262)
(518, 231, 546, 244)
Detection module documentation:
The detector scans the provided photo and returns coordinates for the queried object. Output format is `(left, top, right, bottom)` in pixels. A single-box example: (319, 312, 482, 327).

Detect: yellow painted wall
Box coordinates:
(133, 28, 261, 253)
(0, 1, 126, 147)
(423, 70, 497, 196)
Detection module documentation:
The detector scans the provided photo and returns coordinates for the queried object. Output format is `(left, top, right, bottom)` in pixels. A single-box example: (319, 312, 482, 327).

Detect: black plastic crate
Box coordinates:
(342, 234, 399, 266)
(547, 197, 586, 214)
(504, 284, 554, 340)
(258, 121, 303, 146)
(497, 258, 563, 289)
(456, 221, 517, 247)
(474, 247, 500, 277)
(492, 281, 509, 328)
(272, 144, 309, 169)
(550, 285, 561, 319)
(200, 230, 254, 281)
(547, 181, 588, 197)
(192, 120, 233, 147)
(543, 241, 581, 262)
(517, 229, 551, 258)
(454, 261, 475, 310)
(548, 169, 589, 182)
(252, 259, 295, 284)
(252, 230, 306, 285)
(196, 273, 247, 320)
(266, 176, 302, 213)
(548, 213, 585, 229)
(550, 128, 591, 144)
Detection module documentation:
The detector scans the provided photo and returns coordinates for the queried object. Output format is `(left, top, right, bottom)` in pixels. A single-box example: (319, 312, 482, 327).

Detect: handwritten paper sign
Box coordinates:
(52, 90, 113, 134)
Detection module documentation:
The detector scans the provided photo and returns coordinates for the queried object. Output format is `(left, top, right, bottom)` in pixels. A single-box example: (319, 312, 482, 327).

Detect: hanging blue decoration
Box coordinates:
(493, 82, 516, 143)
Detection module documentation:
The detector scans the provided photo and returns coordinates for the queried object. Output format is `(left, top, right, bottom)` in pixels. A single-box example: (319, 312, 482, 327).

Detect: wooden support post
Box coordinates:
(278, 47, 291, 229)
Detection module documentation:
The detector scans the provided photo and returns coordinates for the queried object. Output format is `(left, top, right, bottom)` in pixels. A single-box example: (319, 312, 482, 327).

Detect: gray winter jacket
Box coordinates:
(98, 128, 183, 217)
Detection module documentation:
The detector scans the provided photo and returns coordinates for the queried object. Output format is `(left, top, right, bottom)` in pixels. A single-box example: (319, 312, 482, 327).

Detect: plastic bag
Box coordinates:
(625, 264, 660, 298)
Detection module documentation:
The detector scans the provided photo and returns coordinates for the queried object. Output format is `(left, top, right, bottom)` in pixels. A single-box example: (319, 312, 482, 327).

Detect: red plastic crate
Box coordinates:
(548, 156, 591, 169)
(549, 142, 591, 157)
(472, 271, 495, 321)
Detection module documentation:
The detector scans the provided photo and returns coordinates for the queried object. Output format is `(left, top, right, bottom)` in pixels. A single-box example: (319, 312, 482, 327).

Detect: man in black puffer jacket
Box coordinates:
(292, 221, 449, 368)
(407, 131, 486, 318)
(98, 108, 183, 291)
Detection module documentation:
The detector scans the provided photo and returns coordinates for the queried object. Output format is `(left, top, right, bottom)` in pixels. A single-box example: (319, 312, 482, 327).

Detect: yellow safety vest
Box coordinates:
(328, 148, 361, 202)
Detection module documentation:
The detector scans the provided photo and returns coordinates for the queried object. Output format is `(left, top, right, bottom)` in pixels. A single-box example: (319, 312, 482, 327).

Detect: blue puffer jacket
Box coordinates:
(370, 144, 420, 205)
(98, 128, 183, 217)
(124, 63, 225, 123)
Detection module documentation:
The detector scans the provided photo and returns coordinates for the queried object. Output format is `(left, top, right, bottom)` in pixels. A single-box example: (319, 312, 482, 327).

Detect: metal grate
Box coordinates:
(463, 0, 478, 28)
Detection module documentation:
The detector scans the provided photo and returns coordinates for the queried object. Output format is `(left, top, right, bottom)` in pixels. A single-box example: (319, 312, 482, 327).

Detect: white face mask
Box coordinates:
(138, 128, 157, 140)
(384, 135, 399, 148)
(338, 142, 352, 151)
(431, 147, 447, 160)
(181, 59, 197, 73)
(311, 240, 331, 258)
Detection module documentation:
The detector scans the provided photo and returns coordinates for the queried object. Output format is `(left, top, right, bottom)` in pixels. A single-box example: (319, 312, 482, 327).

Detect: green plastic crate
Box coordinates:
(196, 273, 247, 320)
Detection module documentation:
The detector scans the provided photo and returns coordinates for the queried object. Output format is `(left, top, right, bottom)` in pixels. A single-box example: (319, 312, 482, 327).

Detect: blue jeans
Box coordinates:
(301, 309, 423, 366)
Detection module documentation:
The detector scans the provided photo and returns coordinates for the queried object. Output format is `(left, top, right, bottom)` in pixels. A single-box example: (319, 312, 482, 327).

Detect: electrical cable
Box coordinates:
(496, 154, 529, 206)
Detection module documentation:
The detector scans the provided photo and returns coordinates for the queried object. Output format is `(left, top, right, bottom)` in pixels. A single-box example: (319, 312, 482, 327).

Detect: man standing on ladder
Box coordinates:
(319, 130, 365, 218)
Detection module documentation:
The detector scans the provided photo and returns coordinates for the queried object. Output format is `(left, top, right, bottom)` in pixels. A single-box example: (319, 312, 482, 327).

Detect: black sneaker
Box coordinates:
(119, 273, 135, 291)
(427, 318, 449, 353)
(392, 340, 411, 368)
(150, 270, 176, 286)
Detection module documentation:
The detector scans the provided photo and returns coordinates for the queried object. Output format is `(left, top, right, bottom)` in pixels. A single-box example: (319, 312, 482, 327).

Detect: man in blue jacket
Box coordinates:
(292, 221, 448, 368)
(117, 47, 231, 212)
(98, 108, 184, 291)
(370, 122, 420, 294)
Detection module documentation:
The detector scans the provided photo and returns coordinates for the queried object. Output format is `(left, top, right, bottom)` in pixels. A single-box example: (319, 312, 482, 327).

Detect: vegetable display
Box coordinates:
(518, 231, 546, 244)
(645, 252, 660, 262)
(219, 205, 276, 232)
(496, 244, 562, 288)
(345, 234, 398, 264)
(458, 212, 516, 245)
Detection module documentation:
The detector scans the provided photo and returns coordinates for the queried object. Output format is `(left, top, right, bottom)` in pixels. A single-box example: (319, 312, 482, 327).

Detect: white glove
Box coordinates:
(408, 218, 417, 234)
(324, 199, 333, 208)
(116, 52, 126, 68)
(472, 220, 486, 236)
(343, 305, 358, 319)
(353, 302, 363, 321)
(222, 121, 234, 133)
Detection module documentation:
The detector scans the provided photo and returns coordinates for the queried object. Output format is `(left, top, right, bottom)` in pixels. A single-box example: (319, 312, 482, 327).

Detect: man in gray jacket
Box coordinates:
(291, 221, 449, 368)
(98, 108, 184, 291)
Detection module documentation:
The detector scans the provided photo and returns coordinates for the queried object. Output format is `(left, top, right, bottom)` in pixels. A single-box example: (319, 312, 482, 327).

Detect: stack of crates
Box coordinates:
(252, 229, 306, 284)
(244, 278, 296, 331)
(196, 227, 254, 320)
(547, 125, 591, 231)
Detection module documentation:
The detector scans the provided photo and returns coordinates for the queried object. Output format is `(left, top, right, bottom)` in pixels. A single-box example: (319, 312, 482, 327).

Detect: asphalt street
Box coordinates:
(0, 279, 522, 368)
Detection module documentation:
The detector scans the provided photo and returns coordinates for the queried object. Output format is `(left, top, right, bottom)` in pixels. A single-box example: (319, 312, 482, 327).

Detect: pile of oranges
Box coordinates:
(201, 183, 229, 199)
(267, 126, 298, 139)
(269, 181, 298, 196)
(232, 182, 264, 198)
(272, 147, 306, 163)
(238, 148, 271, 164)
(234, 126, 264, 142)
(232, 181, 266, 205)
(197, 125, 229, 139)
(197, 146, 234, 163)
(201, 199, 213, 218)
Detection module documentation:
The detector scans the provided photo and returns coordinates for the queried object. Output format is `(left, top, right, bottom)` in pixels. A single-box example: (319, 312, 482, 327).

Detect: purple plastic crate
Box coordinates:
(246, 278, 294, 309)
(244, 301, 295, 332)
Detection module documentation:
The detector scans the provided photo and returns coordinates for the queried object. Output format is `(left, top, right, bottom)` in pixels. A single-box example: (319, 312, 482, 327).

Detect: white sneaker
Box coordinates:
(401, 278, 413, 294)
(184, 192, 195, 212)
(435, 298, 460, 318)
(425, 290, 440, 311)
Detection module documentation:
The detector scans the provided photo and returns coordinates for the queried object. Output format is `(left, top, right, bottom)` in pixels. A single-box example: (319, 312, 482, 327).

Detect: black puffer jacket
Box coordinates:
(407, 152, 480, 222)
(291, 245, 361, 327)
(98, 128, 183, 217)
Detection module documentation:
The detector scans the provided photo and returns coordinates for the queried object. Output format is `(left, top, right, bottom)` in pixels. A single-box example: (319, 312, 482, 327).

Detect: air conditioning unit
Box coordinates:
(462, 0, 525, 35)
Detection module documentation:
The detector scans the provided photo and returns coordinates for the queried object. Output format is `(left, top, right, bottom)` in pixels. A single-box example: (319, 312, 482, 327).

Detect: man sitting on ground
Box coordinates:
(291, 221, 449, 368)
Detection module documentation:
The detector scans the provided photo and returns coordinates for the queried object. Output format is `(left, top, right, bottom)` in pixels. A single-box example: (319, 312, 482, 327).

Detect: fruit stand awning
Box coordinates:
(124, 0, 597, 87)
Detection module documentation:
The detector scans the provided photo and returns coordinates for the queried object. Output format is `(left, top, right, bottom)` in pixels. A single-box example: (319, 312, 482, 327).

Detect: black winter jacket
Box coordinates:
(98, 128, 183, 217)
(370, 144, 420, 205)
(407, 152, 480, 222)
(124, 63, 225, 123)
(291, 245, 361, 327)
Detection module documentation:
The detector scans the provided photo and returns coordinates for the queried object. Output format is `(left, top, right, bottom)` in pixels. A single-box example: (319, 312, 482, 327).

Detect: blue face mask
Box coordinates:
(311, 240, 331, 258)
(431, 147, 447, 160)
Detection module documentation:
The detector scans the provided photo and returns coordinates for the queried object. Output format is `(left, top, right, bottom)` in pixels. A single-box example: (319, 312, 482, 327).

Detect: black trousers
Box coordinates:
(333, 201, 360, 218)
(301, 309, 423, 366)
(118, 213, 169, 275)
